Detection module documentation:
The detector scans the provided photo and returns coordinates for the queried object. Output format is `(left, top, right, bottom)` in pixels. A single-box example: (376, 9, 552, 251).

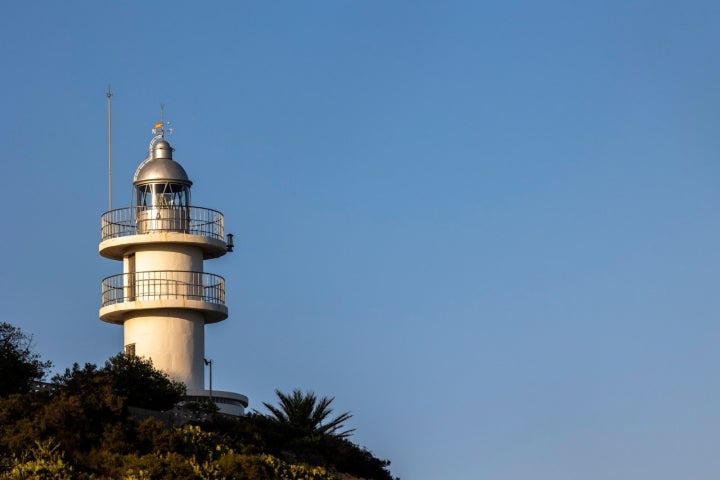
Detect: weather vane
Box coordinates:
(152, 103, 173, 137)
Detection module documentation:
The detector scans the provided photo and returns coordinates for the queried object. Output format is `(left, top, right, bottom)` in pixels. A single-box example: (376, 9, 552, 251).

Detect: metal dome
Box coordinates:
(133, 139, 192, 186)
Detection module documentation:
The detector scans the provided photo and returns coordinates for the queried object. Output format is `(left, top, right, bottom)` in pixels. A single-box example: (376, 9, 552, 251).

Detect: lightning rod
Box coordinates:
(107, 86, 113, 211)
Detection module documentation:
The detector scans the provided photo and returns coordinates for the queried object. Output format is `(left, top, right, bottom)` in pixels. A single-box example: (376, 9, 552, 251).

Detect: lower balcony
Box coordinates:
(100, 271, 228, 324)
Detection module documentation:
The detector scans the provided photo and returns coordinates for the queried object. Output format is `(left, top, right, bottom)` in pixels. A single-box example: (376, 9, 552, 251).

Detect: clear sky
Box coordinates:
(2, 1, 720, 478)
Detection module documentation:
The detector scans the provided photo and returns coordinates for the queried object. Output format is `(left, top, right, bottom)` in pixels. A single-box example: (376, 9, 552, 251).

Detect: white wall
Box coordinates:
(124, 309, 205, 391)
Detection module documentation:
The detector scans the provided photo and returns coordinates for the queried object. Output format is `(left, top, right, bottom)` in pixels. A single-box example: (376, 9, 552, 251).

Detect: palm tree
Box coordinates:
(262, 388, 355, 438)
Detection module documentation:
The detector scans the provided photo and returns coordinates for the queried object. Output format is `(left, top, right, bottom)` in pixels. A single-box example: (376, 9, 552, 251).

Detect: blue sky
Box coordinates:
(3, 1, 720, 478)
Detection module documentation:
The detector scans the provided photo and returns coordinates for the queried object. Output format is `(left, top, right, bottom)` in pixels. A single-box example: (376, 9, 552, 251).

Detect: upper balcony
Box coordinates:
(100, 206, 227, 260)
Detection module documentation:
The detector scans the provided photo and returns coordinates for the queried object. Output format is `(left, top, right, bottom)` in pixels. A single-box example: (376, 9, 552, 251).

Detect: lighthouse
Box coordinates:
(99, 123, 247, 415)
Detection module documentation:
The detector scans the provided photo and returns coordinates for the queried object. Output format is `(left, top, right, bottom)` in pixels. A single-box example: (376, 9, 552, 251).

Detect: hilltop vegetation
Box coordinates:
(0, 323, 396, 480)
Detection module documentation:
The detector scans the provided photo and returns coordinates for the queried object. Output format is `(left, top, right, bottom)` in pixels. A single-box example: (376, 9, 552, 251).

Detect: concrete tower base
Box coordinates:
(124, 310, 205, 391)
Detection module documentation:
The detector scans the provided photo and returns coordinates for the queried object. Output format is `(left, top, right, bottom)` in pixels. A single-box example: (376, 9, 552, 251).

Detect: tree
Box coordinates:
(102, 353, 186, 411)
(262, 389, 355, 439)
(0, 322, 51, 397)
(53, 353, 185, 412)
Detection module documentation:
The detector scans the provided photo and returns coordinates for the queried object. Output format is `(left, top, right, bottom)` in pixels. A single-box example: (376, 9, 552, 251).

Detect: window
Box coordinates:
(136, 183, 190, 208)
(124, 343, 136, 357)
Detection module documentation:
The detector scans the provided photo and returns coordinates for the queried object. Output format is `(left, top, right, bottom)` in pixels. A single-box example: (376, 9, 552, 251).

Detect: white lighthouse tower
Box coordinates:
(99, 122, 247, 415)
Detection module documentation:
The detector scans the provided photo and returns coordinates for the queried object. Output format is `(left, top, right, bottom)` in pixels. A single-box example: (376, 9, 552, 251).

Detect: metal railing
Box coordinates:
(101, 270, 226, 307)
(101, 206, 224, 242)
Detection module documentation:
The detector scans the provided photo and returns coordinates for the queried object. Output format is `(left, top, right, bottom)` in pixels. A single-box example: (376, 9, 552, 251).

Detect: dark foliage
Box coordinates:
(52, 353, 185, 413)
(102, 353, 186, 411)
(262, 389, 355, 438)
(198, 412, 396, 480)
(0, 325, 396, 479)
(0, 322, 52, 396)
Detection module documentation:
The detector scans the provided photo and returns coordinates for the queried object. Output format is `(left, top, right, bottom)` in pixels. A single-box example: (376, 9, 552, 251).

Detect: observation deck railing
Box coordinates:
(101, 271, 226, 307)
(101, 206, 224, 242)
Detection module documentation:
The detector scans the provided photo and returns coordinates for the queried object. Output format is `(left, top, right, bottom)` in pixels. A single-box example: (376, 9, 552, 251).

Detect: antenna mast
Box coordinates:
(106, 86, 113, 211)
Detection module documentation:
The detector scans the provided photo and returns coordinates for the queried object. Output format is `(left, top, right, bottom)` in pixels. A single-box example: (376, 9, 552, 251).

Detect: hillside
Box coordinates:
(0, 323, 396, 480)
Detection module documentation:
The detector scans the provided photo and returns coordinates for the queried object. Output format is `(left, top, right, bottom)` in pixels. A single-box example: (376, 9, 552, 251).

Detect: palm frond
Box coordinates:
(263, 388, 354, 438)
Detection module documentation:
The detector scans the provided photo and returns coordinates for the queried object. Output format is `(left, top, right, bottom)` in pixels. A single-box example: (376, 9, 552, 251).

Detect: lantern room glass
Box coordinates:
(136, 183, 191, 209)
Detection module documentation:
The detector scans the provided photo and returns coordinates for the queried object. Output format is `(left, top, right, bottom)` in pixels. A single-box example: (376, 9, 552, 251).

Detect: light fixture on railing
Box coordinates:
(226, 233, 234, 252)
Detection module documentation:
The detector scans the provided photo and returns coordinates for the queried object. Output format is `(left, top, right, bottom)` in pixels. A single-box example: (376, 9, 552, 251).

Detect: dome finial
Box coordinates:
(133, 107, 187, 184)
(152, 103, 173, 138)
(148, 104, 174, 158)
